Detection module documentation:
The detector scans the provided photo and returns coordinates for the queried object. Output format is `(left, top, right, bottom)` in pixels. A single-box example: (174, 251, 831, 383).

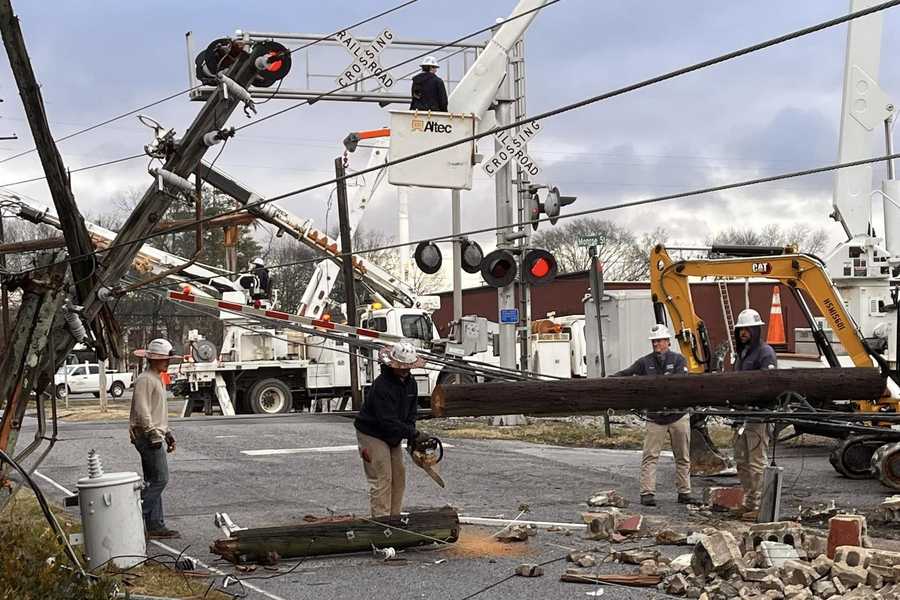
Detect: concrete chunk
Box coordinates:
(664, 573, 689, 595)
(587, 489, 627, 508)
(811, 554, 833, 576)
(745, 522, 804, 553)
(780, 559, 818, 586)
(759, 541, 799, 568)
(515, 563, 544, 577)
(692, 531, 743, 576)
(811, 578, 836, 598)
(831, 560, 868, 588)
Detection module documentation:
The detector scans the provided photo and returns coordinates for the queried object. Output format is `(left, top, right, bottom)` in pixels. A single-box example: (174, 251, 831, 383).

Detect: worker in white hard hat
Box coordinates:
(249, 257, 271, 301)
(130, 338, 179, 539)
(732, 308, 778, 522)
(613, 324, 700, 507)
(354, 340, 430, 517)
(410, 55, 448, 112)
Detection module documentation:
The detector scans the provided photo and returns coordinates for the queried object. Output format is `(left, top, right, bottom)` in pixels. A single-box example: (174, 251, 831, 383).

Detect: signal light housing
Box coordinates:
(522, 249, 558, 285)
(480, 249, 518, 288)
(251, 41, 292, 88)
(460, 239, 484, 274)
(414, 241, 443, 274)
(195, 39, 291, 88)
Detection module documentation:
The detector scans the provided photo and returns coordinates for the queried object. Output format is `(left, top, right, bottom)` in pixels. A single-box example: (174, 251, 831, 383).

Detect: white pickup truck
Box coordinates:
(54, 363, 134, 399)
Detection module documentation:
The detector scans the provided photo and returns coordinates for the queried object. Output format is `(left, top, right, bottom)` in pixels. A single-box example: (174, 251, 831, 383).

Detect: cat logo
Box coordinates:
(751, 262, 772, 274)
(411, 119, 453, 134)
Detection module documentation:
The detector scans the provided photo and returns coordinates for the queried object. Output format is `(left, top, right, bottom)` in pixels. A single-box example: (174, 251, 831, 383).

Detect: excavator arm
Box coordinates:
(649, 244, 879, 374)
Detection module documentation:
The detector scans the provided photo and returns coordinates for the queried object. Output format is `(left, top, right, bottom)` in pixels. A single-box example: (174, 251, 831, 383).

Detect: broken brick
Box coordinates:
(779, 559, 817, 586)
(664, 573, 689, 595)
(827, 515, 867, 559)
(616, 514, 643, 534)
(587, 489, 627, 508)
(692, 531, 742, 576)
(706, 486, 745, 511)
(656, 528, 690, 545)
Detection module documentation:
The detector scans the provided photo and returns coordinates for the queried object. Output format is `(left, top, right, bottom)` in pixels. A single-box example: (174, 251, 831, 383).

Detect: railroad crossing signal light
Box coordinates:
(195, 39, 291, 88)
(481, 249, 518, 288)
(526, 185, 576, 230)
(251, 41, 292, 88)
(460, 239, 484, 274)
(522, 249, 558, 285)
(414, 241, 443, 274)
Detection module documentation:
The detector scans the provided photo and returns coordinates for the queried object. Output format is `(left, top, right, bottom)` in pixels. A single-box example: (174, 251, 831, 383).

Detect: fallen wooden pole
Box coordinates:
(430, 368, 885, 418)
(210, 507, 460, 563)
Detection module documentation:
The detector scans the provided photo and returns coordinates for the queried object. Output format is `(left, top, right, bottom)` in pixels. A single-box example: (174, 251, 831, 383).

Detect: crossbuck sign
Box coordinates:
(335, 29, 395, 89)
(482, 120, 541, 178)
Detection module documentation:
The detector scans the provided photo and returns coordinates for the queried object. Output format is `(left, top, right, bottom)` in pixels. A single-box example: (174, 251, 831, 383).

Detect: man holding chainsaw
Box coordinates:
(355, 340, 433, 517)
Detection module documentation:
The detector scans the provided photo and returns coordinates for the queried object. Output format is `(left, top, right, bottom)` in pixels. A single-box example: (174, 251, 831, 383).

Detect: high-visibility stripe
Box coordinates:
(357, 328, 380, 338)
(311, 319, 335, 329)
(171, 291, 195, 302)
(218, 301, 244, 312)
(265, 310, 290, 320)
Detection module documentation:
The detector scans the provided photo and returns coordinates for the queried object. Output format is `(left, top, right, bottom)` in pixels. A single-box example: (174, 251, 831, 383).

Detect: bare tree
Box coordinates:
(708, 224, 829, 254)
(531, 218, 668, 280)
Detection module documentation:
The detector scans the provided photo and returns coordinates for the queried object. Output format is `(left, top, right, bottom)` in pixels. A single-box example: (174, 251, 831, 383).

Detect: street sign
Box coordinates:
(499, 308, 519, 324)
(482, 120, 541, 177)
(577, 235, 605, 248)
(335, 28, 395, 89)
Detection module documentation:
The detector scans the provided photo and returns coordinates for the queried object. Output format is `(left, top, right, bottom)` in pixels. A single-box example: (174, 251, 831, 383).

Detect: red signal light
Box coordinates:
(523, 249, 558, 285)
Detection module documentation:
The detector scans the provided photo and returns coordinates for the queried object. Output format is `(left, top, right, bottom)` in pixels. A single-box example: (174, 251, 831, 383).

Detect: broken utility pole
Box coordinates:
(430, 368, 885, 418)
(211, 507, 460, 563)
(335, 156, 362, 411)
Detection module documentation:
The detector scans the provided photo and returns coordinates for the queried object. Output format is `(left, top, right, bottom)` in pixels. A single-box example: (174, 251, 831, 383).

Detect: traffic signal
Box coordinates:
(414, 241, 443, 274)
(460, 239, 484, 273)
(526, 185, 577, 230)
(522, 249, 558, 285)
(481, 249, 518, 287)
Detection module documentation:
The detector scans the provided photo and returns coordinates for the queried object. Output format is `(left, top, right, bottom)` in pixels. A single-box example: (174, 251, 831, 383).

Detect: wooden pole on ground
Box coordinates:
(430, 368, 885, 418)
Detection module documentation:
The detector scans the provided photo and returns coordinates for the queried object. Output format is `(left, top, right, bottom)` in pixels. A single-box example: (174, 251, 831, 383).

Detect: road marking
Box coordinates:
(242, 441, 454, 457)
(150, 540, 287, 600)
(34, 471, 74, 496)
(215, 435, 238, 439)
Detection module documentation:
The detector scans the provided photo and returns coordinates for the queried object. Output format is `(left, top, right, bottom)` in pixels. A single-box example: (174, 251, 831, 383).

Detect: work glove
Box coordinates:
(165, 431, 176, 454)
(413, 430, 431, 447)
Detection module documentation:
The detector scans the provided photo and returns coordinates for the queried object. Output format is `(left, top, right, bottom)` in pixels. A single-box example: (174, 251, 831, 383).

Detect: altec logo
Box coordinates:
(411, 119, 453, 134)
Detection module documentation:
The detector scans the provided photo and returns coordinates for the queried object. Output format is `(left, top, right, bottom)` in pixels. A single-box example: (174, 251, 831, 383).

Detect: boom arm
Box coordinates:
(649, 245, 875, 373)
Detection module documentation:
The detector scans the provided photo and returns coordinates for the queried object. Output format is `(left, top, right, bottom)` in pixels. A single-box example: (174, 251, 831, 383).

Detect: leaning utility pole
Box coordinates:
(335, 157, 362, 411)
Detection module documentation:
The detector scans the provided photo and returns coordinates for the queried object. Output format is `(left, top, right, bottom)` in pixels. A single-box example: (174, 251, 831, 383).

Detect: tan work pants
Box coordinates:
(640, 415, 691, 495)
(356, 430, 406, 517)
(733, 422, 770, 511)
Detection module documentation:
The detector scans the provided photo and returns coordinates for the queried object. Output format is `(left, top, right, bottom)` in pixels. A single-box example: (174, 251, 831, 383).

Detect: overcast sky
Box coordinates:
(1, 1, 899, 288)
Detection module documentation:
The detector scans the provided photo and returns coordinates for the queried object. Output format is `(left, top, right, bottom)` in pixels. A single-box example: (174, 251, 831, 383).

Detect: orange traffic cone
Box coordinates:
(767, 285, 786, 345)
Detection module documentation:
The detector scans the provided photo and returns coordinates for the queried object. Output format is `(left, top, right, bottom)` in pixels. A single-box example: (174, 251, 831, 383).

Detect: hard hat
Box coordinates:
(134, 338, 175, 360)
(735, 308, 765, 329)
(251, 257, 265, 267)
(379, 339, 426, 369)
(420, 56, 439, 68)
(648, 324, 671, 340)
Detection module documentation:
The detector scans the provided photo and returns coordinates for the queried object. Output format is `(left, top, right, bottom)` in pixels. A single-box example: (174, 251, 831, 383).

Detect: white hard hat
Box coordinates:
(251, 257, 265, 267)
(420, 56, 439, 68)
(379, 339, 426, 369)
(134, 338, 174, 360)
(648, 324, 671, 340)
(735, 308, 765, 329)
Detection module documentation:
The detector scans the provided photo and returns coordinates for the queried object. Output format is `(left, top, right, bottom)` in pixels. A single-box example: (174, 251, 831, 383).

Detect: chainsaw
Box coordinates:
(408, 435, 445, 488)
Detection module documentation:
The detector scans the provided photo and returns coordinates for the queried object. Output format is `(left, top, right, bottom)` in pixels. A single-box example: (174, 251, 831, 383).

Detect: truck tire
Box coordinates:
(109, 381, 126, 398)
(247, 378, 293, 415)
(55, 384, 68, 400)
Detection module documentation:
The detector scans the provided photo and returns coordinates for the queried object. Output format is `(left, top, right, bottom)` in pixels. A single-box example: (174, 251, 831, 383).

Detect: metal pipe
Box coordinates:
(451, 190, 462, 324)
(887, 114, 896, 179)
(242, 32, 487, 49)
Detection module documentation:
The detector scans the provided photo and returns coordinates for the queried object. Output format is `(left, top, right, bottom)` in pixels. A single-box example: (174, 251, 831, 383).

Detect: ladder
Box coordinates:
(718, 281, 736, 364)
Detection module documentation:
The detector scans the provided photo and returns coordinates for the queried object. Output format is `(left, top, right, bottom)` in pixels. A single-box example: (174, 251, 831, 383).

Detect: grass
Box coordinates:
(0, 489, 229, 599)
(427, 417, 735, 450)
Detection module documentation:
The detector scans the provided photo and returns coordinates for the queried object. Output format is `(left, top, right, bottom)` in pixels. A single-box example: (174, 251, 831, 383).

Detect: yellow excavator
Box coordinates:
(649, 244, 900, 487)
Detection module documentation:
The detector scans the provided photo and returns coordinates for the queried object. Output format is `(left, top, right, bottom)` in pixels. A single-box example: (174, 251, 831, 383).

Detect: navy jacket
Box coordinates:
(614, 350, 688, 425)
(734, 327, 777, 372)
(354, 366, 418, 447)
(410, 71, 448, 112)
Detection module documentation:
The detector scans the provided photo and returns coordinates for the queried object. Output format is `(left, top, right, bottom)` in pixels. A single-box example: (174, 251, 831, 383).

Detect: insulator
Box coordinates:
(150, 168, 194, 194)
(63, 301, 87, 342)
(87, 449, 104, 479)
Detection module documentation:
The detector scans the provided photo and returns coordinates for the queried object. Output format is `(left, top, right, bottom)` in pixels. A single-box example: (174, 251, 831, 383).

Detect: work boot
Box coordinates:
(677, 492, 701, 505)
(147, 527, 181, 539)
(640, 494, 656, 507)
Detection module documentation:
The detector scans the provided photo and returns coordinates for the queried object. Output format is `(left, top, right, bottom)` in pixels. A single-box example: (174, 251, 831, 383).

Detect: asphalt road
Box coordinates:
(17, 412, 899, 600)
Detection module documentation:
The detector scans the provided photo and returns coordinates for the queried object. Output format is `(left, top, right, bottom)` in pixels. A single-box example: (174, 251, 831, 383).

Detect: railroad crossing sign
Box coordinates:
(335, 28, 395, 89)
(482, 120, 541, 178)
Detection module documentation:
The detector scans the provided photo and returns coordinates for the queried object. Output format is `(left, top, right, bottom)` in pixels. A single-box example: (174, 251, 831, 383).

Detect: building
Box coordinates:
(433, 270, 816, 355)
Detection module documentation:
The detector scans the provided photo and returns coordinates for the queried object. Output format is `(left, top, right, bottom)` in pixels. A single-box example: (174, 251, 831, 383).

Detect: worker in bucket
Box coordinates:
(732, 308, 777, 521)
(410, 56, 448, 112)
(613, 324, 699, 507)
(130, 338, 179, 539)
(354, 340, 430, 517)
(250, 257, 271, 300)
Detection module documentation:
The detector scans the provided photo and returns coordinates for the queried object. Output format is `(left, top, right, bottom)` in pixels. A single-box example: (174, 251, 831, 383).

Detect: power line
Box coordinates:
(0, 0, 422, 166)
(0, 153, 146, 187)
(111, 149, 900, 297)
(7, 0, 899, 278)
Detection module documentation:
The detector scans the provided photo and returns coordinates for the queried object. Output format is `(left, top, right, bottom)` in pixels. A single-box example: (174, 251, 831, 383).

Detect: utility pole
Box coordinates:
(0, 214, 8, 350)
(335, 157, 362, 411)
(494, 100, 517, 370)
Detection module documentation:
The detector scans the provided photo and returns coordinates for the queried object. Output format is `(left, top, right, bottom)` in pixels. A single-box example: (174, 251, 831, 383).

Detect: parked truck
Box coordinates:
(54, 363, 134, 399)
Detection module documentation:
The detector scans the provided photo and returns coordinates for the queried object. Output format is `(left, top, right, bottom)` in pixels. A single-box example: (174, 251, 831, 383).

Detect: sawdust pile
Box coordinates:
(445, 529, 535, 558)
